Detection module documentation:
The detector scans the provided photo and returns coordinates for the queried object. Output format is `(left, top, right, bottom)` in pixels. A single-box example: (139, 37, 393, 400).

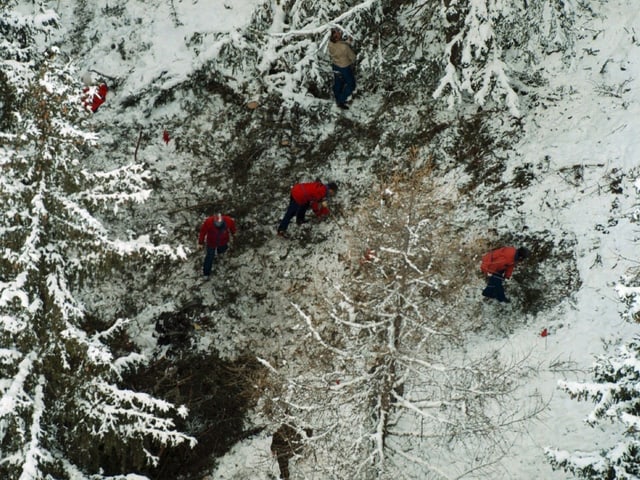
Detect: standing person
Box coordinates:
(480, 246, 529, 303)
(328, 28, 356, 110)
(277, 180, 338, 238)
(198, 213, 236, 277)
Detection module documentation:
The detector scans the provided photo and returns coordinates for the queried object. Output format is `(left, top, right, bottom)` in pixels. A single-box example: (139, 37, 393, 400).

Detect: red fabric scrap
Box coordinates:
(82, 83, 108, 113)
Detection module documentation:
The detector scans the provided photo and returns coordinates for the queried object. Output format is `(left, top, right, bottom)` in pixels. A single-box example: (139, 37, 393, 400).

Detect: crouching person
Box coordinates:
(277, 180, 338, 238)
(480, 246, 529, 303)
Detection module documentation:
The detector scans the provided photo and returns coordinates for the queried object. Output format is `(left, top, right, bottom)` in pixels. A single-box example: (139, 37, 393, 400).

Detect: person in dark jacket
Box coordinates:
(198, 213, 236, 277)
(480, 246, 529, 302)
(277, 180, 338, 238)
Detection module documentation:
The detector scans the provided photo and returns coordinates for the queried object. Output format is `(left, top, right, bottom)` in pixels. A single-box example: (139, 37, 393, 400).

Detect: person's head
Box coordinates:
(330, 28, 342, 43)
(326, 181, 338, 197)
(213, 213, 224, 228)
(516, 247, 530, 261)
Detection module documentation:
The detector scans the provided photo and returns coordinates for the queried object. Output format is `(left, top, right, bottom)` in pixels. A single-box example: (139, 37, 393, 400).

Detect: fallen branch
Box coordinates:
(89, 69, 120, 85)
(167, 201, 217, 214)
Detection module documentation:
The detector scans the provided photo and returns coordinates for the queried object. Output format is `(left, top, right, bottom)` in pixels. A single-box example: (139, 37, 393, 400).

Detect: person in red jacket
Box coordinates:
(480, 246, 529, 302)
(277, 180, 338, 237)
(198, 213, 236, 277)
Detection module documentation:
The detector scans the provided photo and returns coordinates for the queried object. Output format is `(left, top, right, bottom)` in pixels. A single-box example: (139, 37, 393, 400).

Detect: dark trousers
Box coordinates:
(332, 64, 355, 105)
(203, 244, 228, 276)
(482, 273, 508, 302)
(278, 196, 309, 232)
(275, 454, 291, 479)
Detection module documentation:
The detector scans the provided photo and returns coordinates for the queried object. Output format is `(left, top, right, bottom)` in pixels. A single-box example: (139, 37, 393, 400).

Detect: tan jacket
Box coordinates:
(328, 41, 356, 68)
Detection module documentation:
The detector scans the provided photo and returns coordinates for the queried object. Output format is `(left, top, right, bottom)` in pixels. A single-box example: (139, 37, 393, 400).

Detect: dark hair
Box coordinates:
(516, 247, 530, 261)
(327, 181, 338, 194)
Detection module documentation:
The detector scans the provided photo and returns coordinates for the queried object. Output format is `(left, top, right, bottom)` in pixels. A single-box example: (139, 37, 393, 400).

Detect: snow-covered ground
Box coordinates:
(499, 4, 640, 476)
(28, 0, 640, 478)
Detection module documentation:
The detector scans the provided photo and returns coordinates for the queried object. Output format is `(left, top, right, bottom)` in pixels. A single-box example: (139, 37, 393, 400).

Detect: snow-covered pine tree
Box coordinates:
(431, 0, 521, 116)
(201, 0, 383, 108)
(614, 178, 640, 322)
(548, 180, 640, 478)
(546, 337, 640, 479)
(195, 0, 584, 115)
(0, 7, 194, 479)
(430, 0, 583, 116)
(261, 151, 545, 479)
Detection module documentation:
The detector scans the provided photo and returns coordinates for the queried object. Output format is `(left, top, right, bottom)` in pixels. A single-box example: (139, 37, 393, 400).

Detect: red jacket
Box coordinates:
(82, 83, 108, 112)
(198, 215, 236, 248)
(481, 246, 518, 278)
(291, 181, 328, 205)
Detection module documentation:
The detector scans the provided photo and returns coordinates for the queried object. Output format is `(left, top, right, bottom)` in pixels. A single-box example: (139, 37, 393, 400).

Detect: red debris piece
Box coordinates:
(540, 328, 548, 337)
(82, 83, 108, 112)
(162, 130, 170, 144)
(359, 249, 376, 266)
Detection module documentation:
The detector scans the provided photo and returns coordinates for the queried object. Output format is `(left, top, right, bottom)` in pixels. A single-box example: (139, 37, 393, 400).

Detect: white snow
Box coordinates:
(9, 0, 640, 478)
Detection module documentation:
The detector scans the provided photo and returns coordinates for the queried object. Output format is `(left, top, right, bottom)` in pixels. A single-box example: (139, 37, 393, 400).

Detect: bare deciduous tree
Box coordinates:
(261, 150, 546, 479)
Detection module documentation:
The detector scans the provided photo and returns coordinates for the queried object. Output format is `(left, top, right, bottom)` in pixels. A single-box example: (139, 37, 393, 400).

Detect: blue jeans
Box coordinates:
(332, 65, 355, 105)
(482, 273, 509, 302)
(203, 244, 228, 276)
(278, 196, 309, 232)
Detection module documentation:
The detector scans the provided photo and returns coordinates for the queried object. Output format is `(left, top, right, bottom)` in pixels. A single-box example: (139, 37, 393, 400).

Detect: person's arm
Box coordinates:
(504, 248, 519, 278)
(504, 263, 515, 279)
(198, 220, 208, 247)
(346, 42, 356, 64)
(311, 201, 330, 218)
